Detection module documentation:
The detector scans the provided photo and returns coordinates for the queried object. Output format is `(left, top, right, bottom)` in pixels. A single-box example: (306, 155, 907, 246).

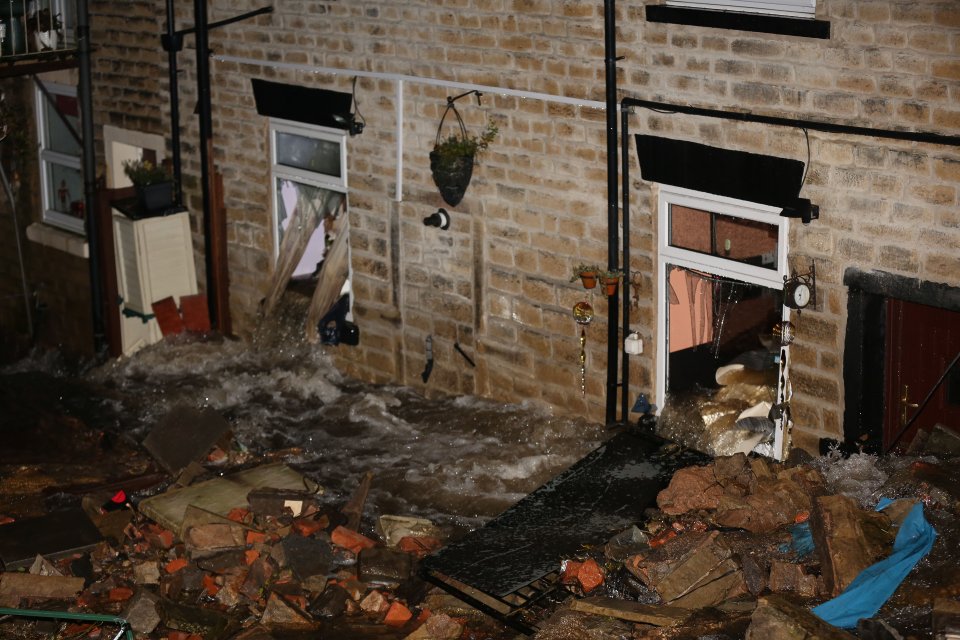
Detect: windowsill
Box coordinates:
(26, 223, 89, 259)
(645, 5, 830, 39)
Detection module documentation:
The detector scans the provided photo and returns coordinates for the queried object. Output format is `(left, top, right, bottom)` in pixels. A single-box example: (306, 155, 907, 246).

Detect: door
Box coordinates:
(884, 300, 960, 451)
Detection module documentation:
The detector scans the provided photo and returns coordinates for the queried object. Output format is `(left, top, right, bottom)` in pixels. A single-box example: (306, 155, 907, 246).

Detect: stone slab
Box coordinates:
(139, 463, 318, 532)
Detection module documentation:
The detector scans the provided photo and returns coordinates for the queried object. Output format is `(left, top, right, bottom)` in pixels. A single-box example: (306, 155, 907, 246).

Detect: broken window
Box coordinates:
(35, 80, 83, 234)
(269, 119, 347, 279)
(656, 185, 790, 459)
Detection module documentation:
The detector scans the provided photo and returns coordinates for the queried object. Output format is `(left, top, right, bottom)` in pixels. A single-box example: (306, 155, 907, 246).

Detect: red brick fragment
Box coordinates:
(291, 517, 324, 537)
(143, 524, 174, 550)
(384, 601, 413, 627)
(202, 574, 220, 596)
(331, 525, 376, 553)
(244, 549, 259, 565)
(227, 508, 251, 523)
(398, 535, 442, 557)
(164, 558, 188, 574)
(246, 530, 267, 545)
(108, 586, 134, 602)
(577, 558, 605, 593)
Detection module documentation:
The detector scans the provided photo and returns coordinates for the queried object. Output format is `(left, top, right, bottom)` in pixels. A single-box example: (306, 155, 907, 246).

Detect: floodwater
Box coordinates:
(6, 333, 610, 535)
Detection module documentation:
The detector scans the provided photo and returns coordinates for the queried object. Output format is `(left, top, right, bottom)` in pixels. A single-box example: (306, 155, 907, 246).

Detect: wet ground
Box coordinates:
(1, 336, 609, 533)
(2, 334, 960, 639)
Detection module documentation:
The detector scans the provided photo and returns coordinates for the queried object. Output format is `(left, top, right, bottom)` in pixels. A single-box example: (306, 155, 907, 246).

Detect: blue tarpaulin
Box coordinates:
(812, 500, 937, 629)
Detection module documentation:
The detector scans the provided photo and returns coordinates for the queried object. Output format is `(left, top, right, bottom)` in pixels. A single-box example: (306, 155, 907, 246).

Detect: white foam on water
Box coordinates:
(85, 338, 609, 529)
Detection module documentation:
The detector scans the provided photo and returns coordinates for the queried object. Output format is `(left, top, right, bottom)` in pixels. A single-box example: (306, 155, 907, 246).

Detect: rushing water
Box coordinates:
(40, 335, 610, 534)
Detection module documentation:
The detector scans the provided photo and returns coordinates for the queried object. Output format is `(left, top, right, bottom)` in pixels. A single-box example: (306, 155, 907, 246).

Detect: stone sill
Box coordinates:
(26, 223, 89, 259)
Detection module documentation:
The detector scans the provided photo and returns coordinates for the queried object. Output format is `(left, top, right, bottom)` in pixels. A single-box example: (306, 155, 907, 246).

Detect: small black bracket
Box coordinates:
(780, 197, 819, 224)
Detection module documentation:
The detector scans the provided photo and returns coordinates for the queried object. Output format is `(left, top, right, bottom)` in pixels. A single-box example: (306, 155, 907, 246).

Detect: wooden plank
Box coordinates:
(305, 207, 350, 343)
(569, 597, 689, 626)
(262, 189, 336, 318)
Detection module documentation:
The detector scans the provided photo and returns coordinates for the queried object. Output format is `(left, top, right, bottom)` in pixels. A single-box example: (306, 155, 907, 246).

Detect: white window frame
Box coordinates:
(268, 117, 348, 261)
(656, 184, 791, 458)
(35, 80, 83, 235)
(665, 0, 815, 19)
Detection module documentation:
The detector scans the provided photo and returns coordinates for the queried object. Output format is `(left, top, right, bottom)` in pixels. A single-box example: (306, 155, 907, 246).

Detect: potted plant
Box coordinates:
(600, 269, 624, 296)
(570, 263, 602, 290)
(430, 94, 497, 207)
(27, 8, 62, 52)
(123, 159, 175, 214)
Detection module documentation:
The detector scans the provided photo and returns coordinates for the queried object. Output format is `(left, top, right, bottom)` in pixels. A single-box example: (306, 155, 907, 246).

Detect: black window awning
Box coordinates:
(251, 78, 353, 130)
(635, 134, 805, 209)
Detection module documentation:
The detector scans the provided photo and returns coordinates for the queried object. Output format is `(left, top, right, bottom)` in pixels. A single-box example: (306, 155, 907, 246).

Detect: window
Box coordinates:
(270, 118, 347, 278)
(665, 0, 814, 19)
(656, 185, 791, 459)
(36, 81, 83, 234)
(646, 2, 829, 38)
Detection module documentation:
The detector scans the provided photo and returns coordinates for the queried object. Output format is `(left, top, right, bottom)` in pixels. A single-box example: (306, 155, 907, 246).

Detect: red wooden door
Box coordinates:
(884, 300, 960, 451)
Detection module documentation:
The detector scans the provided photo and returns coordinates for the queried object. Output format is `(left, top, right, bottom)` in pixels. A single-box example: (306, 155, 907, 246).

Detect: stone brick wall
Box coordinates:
(80, 0, 959, 449)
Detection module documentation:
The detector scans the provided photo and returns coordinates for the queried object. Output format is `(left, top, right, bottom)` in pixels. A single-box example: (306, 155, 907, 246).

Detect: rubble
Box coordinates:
(0, 388, 957, 640)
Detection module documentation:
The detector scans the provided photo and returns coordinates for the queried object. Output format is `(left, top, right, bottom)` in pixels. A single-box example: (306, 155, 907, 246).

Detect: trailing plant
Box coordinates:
(600, 268, 624, 281)
(432, 119, 498, 166)
(123, 159, 171, 187)
(569, 263, 602, 283)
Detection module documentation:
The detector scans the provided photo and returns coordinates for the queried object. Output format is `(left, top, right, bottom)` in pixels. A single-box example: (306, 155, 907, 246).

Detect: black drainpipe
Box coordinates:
(163, 0, 183, 204)
(77, 0, 103, 357)
(603, 0, 619, 425)
(620, 106, 631, 423)
(194, 0, 216, 328)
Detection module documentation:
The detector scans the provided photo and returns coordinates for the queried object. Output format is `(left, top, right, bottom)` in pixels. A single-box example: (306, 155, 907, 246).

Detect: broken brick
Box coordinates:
(385, 601, 413, 627)
(360, 589, 390, 615)
(577, 558, 605, 593)
(331, 525, 376, 553)
(657, 465, 724, 515)
(164, 558, 188, 574)
(291, 517, 324, 537)
(142, 523, 175, 550)
(108, 586, 134, 602)
(260, 592, 316, 630)
(202, 574, 220, 597)
(398, 535, 442, 558)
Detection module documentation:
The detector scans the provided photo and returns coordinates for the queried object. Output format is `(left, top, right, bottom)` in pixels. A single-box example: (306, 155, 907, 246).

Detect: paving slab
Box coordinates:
(139, 463, 318, 532)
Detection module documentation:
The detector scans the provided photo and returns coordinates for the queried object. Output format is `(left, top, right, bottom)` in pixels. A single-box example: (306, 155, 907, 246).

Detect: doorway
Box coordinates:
(883, 300, 960, 452)
(842, 268, 960, 453)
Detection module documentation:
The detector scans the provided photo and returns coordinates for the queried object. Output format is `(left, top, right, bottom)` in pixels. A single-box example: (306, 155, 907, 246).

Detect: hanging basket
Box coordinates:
(430, 99, 475, 207)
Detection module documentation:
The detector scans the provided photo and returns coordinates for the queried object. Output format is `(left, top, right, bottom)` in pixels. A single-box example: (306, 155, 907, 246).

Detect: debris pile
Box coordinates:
(0, 464, 491, 639)
(0, 382, 958, 640)
(536, 445, 959, 639)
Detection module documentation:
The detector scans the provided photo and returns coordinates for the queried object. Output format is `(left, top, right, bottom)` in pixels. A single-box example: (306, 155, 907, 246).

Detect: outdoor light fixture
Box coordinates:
(780, 198, 820, 224)
(423, 208, 451, 230)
